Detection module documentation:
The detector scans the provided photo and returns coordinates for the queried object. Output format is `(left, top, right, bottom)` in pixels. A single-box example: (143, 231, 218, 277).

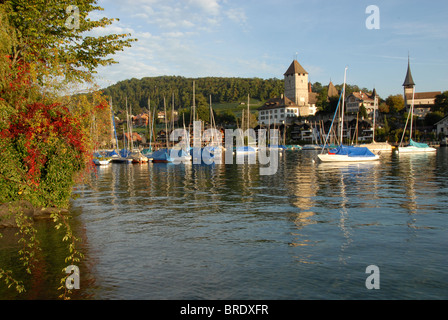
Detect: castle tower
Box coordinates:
(403, 56, 415, 109)
(284, 59, 309, 106)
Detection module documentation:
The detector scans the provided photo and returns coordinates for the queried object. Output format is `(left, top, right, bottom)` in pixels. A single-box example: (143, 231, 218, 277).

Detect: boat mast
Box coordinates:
(340, 66, 348, 145)
(409, 86, 415, 141)
(164, 97, 169, 149)
(247, 94, 250, 132)
(372, 94, 377, 142)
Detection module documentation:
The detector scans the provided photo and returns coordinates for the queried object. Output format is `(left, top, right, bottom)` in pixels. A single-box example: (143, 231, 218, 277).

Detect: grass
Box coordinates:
(212, 98, 263, 117)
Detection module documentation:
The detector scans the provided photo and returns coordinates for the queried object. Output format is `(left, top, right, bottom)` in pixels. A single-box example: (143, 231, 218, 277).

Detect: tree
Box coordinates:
(385, 94, 405, 113)
(0, 1, 134, 299)
(425, 111, 444, 126)
(3, 0, 136, 87)
(432, 91, 448, 115)
(215, 110, 236, 126)
(359, 105, 368, 119)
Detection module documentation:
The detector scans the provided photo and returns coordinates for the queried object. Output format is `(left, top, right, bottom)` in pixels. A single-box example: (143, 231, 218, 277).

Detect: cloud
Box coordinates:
(89, 0, 257, 87)
(225, 7, 247, 24)
(187, 0, 221, 16)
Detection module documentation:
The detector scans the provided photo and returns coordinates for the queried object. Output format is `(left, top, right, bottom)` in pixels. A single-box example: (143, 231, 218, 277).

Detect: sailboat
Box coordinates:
(201, 94, 223, 162)
(359, 91, 393, 153)
(92, 110, 112, 165)
(236, 94, 257, 154)
(318, 67, 380, 162)
(113, 98, 134, 163)
(106, 99, 121, 161)
(302, 122, 322, 150)
(141, 98, 155, 161)
(152, 96, 191, 163)
(397, 57, 436, 154)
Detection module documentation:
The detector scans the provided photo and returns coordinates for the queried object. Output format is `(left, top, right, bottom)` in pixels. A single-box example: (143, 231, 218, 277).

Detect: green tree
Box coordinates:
(359, 105, 368, 119)
(385, 94, 405, 113)
(425, 111, 444, 126)
(215, 110, 237, 126)
(3, 0, 136, 87)
(432, 91, 448, 115)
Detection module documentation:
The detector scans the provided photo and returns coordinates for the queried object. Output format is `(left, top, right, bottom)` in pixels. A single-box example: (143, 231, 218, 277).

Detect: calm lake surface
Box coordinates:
(1, 148, 448, 299)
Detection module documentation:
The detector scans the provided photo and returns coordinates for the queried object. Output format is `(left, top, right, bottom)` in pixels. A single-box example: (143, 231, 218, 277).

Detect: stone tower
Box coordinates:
(284, 59, 309, 106)
(403, 56, 415, 109)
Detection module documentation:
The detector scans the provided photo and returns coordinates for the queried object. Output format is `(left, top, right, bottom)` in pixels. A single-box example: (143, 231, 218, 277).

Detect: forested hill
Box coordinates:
(102, 76, 284, 115)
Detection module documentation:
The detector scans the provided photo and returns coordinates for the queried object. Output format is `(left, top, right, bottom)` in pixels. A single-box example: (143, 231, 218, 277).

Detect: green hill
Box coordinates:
(102, 76, 283, 116)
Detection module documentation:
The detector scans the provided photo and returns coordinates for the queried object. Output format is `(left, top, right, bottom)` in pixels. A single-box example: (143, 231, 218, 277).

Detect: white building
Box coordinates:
(435, 115, 448, 138)
(258, 95, 301, 125)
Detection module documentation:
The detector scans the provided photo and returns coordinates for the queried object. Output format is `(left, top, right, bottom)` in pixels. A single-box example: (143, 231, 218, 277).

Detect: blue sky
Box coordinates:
(91, 0, 448, 99)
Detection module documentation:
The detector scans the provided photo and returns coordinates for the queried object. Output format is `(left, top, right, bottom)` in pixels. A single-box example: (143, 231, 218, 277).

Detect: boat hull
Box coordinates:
(361, 142, 393, 153)
(93, 159, 111, 165)
(397, 146, 436, 153)
(317, 154, 380, 162)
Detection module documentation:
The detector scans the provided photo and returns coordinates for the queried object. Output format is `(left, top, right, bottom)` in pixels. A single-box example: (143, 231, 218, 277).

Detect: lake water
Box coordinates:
(1, 148, 447, 300)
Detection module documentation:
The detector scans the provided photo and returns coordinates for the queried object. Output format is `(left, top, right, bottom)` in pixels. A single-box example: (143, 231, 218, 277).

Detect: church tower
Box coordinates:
(403, 56, 415, 109)
(284, 59, 309, 106)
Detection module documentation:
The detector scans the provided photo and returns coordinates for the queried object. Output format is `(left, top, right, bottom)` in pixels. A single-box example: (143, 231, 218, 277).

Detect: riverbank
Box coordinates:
(0, 200, 68, 228)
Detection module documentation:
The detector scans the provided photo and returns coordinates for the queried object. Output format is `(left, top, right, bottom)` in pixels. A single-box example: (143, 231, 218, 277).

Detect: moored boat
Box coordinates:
(317, 66, 379, 163)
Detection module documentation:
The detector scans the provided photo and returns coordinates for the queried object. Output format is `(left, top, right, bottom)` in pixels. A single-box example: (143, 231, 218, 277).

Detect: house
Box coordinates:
(133, 113, 149, 127)
(123, 132, 143, 143)
(345, 90, 377, 115)
(258, 59, 317, 126)
(158, 110, 179, 123)
(435, 115, 448, 138)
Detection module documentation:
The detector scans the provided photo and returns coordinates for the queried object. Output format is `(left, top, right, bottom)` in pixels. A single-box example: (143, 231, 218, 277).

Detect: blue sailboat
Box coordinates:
(318, 67, 379, 162)
(152, 148, 191, 163)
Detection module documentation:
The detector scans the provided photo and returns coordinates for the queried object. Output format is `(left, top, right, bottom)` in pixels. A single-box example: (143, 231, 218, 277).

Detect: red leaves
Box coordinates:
(4, 102, 89, 186)
(95, 100, 109, 111)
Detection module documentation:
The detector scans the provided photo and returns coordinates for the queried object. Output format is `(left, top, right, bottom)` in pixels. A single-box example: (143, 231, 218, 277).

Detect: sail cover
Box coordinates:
(328, 145, 376, 157)
(409, 139, 430, 148)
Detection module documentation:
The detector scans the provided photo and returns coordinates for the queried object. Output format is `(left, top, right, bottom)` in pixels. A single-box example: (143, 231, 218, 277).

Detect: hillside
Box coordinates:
(102, 76, 284, 116)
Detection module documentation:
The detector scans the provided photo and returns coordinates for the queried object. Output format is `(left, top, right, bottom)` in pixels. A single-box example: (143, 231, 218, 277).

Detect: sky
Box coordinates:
(89, 0, 448, 99)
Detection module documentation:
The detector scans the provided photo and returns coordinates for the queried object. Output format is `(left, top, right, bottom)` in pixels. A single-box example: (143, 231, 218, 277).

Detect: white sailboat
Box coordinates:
(360, 91, 393, 153)
(318, 67, 380, 163)
(397, 57, 436, 154)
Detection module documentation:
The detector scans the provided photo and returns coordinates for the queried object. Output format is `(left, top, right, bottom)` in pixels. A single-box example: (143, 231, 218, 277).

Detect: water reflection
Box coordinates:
(2, 148, 447, 299)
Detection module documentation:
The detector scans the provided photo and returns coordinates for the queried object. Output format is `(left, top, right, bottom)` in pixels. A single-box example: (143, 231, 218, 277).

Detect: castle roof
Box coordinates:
(284, 59, 308, 76)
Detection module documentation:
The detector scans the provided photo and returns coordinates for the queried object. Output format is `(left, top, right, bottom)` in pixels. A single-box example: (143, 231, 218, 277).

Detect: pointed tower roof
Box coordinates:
(327, 81, 338, 98)
(284, 59, 308, 76)
(403, 57, 415, 87)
